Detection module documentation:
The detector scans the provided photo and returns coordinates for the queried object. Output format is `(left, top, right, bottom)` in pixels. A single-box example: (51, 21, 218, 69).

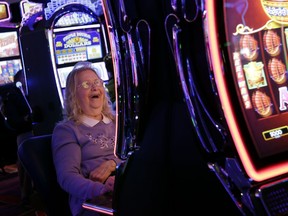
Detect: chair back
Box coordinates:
(18, 134, 71, 216)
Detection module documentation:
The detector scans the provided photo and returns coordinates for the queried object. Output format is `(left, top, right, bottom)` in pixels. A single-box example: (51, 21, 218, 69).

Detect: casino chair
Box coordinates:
(17, 134, 71, 216)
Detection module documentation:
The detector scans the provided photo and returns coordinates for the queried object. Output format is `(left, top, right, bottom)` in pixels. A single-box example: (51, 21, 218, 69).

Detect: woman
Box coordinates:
(52, 61, 122, 216)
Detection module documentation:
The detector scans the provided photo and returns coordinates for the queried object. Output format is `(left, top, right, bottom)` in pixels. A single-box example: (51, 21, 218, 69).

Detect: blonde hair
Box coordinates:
(64, 61, 115, 123)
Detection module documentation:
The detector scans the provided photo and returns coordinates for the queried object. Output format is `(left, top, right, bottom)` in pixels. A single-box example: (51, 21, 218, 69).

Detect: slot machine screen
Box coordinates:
(0, 31, 20, 58)
(0, 2, 10, 22)
(57, 62, 109, 88)
(220, 0, 288, 178)
(20, 0, 43, 18)
(53, 25, 103, 65)
(53, 24, 108, 89)
(0, 59, 22, 85)
(0, 30, 22, 85)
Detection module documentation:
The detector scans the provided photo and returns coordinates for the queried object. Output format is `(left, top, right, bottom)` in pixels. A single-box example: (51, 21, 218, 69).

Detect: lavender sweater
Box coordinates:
(51, 115, 121, 216)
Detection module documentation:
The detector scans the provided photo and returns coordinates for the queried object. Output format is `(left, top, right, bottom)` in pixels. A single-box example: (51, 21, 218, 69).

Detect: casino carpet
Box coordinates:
(0, 164, 43, 216)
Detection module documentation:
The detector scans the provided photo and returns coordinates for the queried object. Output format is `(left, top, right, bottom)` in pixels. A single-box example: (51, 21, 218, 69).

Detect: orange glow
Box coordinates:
(206, 1, 288, 182)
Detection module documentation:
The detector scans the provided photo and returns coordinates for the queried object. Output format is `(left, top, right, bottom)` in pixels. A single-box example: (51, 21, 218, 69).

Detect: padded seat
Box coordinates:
(17, 134, 71, 216)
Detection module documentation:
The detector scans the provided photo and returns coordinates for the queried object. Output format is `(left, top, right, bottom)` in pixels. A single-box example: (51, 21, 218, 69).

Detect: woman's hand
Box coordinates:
(89, 160, 117, 183)
(100, 176, 115, 194)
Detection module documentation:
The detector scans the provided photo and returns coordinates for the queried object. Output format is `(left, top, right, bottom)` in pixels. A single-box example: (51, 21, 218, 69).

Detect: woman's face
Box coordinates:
(76, 69, 105, 116)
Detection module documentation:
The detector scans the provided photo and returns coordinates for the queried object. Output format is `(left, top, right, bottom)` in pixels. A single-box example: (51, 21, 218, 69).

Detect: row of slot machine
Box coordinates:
(109, 0, 288, 215)
(0, 0, 110, 135)
(2, 0, 288, 215)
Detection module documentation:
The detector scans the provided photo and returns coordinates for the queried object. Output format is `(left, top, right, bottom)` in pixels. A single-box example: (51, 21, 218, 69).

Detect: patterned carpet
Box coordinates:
(0, 165, 43, 216)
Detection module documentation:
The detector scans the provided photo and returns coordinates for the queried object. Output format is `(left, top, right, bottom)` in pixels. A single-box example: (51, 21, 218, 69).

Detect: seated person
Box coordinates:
(0, 77, 34, 205)
(52, 61, 122, 216)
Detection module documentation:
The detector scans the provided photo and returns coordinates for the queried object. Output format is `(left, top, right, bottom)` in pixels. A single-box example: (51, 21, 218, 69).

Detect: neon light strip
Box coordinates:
(82, 203, 113, 215)
(53, 24, 100, 32)
(206, 1, 288, 182)
(102, 0, 120, 159)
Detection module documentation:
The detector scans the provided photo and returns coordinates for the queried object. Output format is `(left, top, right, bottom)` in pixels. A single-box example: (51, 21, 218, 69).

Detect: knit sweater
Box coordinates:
(52, 115, 122, 216)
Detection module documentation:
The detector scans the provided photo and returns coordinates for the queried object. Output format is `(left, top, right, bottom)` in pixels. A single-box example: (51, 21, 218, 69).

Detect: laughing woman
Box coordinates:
(52, 61, 122, 216)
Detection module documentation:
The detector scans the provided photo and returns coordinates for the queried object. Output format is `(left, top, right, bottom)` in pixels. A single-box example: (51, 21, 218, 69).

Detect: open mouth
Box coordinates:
(91, 93, 100, 99)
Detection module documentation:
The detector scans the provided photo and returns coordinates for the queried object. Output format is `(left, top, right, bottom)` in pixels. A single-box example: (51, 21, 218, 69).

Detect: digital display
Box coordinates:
(0, 31, 20, 58)
(0, 59, 22, 85)
(0, 2, 10, 22)
(53, 27, 103, 65)
(20, 0, 43, 18)
(57, 62, 109, 88)
(221, 0, 288, 175)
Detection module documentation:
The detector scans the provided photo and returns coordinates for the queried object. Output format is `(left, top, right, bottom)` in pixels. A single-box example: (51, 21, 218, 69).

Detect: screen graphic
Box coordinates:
(0, 31, 20, 58)
(54, 28, 103, 65)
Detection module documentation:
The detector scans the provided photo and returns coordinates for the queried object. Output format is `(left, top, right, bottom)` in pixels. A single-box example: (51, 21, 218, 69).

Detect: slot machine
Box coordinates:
(19, 0, 109, 135)
(0, 2, 22, 88)
(0, 1, 29, 167)
(98, 0, 243, 215)
(170, 0, 288, 215)
(0, 29, 22, 86)
(47, 18, 109, 108)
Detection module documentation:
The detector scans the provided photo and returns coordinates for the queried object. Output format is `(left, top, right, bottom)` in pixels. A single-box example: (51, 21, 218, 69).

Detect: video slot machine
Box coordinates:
(0, 30, 23, 85)
(19, 0, 109, 135)
(0, 1, 32, 167)
(0, 2, 23, 89)
(46, 10, 109, 108)
(0, 1, 27, 105)
(198, 0, 288, 215)
(163, 0, 288, 215)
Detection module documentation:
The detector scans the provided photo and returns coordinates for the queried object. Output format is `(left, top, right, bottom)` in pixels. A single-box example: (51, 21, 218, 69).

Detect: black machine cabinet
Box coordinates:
(20, 28, 63, 136)
(102, 0, 243, 215)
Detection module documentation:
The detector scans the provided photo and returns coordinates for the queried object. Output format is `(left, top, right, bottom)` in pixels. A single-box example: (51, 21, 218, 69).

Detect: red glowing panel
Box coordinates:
(206, 0, 288, 182)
